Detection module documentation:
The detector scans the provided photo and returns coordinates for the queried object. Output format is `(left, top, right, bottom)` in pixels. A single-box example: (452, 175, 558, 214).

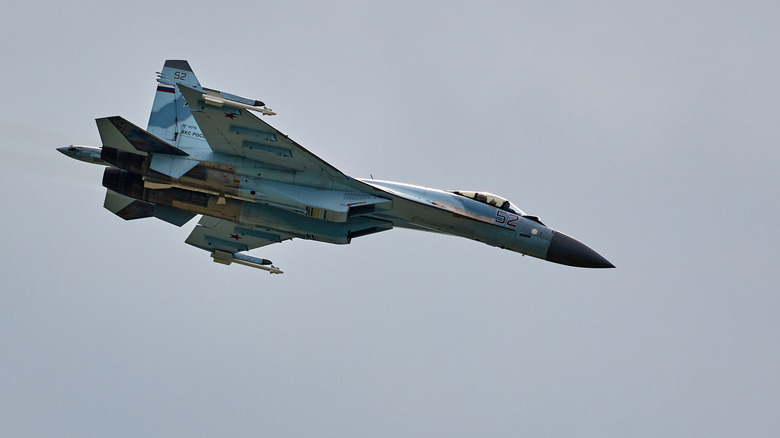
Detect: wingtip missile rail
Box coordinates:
(210, 250, 284, 274)
(202, 89, 276, 116)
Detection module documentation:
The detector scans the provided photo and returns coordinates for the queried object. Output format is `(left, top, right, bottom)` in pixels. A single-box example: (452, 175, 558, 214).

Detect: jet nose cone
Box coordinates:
(57, 146, 73, 155)
(546, 231, 615, 268)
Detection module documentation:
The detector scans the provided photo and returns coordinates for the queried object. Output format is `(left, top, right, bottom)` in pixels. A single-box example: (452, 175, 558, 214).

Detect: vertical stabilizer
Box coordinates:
(147, 60, 206, 149)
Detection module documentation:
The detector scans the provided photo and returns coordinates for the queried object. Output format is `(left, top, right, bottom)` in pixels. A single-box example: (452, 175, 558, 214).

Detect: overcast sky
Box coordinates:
(2, 1, 779, 436)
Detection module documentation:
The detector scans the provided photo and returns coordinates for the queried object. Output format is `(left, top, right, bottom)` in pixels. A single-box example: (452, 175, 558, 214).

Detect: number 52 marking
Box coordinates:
(495, 210, 519, 228)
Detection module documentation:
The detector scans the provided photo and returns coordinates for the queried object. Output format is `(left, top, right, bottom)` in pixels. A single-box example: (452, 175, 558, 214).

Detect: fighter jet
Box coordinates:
(59, 60, 613, 274)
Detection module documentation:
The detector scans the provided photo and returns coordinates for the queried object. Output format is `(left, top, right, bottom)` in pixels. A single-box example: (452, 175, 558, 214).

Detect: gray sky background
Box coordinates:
(2, 1, 779, 436)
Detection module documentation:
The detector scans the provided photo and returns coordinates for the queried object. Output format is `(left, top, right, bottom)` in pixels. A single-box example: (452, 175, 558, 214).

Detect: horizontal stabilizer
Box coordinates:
(97, 118, 141, 155)
(149, 154, 200, 178)
(104, 189, 154, 220)
(101, 116, 188, 156)
(153, 206, 196, 226)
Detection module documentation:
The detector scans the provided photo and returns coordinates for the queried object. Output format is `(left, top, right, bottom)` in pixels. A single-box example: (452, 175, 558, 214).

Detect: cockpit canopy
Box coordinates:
(451, 190, 525, 215)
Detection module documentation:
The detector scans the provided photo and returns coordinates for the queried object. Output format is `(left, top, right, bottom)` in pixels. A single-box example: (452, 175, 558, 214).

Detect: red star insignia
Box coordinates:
(224, 113, 237, 119)
(230, 234, 241, 240)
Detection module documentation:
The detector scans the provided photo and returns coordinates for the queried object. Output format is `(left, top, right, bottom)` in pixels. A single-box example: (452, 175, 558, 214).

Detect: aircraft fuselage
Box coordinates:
(58, 60, 614, 272)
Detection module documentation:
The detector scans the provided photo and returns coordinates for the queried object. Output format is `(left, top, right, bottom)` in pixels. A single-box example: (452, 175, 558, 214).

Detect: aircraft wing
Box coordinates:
(177, 85, 349, 187)
(185, 216, 292, 273)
